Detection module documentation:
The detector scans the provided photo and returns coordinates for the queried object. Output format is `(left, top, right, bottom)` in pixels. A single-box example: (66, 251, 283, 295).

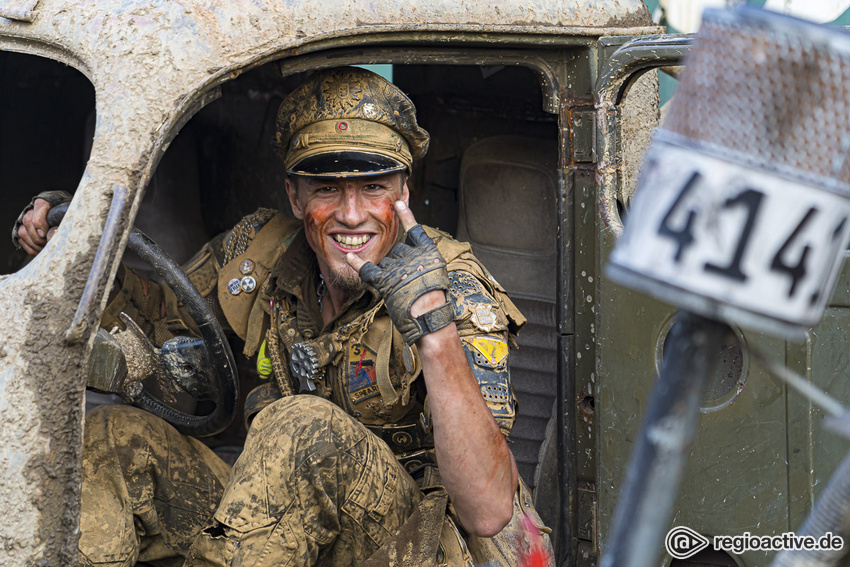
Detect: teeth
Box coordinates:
(334, 234, 371, 248)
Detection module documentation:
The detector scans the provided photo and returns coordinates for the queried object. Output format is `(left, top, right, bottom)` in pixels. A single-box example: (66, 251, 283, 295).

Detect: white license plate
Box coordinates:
(608, 139, 850, 337)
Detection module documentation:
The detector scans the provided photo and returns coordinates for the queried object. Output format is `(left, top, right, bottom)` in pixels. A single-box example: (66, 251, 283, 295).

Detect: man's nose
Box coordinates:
(336, 189, 368, 226)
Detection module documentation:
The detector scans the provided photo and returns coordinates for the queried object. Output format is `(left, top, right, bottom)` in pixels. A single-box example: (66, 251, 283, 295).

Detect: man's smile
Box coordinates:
(330, 232, 374, 253)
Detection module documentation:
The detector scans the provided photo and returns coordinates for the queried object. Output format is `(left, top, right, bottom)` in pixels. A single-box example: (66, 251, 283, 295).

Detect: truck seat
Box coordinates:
(456, 135, 559, 490)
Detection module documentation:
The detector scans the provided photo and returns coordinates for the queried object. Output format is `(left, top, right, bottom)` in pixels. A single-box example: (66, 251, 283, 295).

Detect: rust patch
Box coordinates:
(577, 387, 595, 426)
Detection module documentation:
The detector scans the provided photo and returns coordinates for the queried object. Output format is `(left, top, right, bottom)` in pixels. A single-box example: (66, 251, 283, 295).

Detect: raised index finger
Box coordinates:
(394, 200, 418, 233)
(345, 251, 366, 272)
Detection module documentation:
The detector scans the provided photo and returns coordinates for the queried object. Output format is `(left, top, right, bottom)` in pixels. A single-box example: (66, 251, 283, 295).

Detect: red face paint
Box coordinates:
(295, 173, 405, 290)
(303, 201, 337, 267)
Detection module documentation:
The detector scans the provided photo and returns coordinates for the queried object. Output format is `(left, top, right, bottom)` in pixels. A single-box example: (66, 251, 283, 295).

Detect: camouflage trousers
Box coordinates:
(79, 396, 551, 567)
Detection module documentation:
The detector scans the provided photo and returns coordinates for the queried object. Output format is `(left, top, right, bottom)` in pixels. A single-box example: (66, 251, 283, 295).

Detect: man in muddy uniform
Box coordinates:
(15, 67, 551, 567)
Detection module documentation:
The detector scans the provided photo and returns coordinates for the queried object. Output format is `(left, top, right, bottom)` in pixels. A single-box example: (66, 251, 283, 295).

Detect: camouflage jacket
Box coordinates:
(103, 209, 526, 469)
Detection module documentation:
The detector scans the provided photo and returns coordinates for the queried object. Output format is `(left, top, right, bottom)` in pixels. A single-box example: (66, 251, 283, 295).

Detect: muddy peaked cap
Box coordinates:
(275, 67, 430, 176)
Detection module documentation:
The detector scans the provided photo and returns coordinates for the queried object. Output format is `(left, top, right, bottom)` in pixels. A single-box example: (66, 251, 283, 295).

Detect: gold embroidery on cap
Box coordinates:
(292, 133, 310, 150)
(322, 73, 363, 110)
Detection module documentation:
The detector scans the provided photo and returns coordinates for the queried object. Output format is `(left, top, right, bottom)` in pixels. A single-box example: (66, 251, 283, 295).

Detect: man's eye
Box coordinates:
(316, 186, 337, 193)
(364, 184, 384, 191)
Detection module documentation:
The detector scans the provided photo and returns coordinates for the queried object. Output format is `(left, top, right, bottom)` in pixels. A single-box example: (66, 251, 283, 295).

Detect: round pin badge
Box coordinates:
(239, 258, 254, 275)
(240, 276, 257, 293)
(227, 278, 242, 296)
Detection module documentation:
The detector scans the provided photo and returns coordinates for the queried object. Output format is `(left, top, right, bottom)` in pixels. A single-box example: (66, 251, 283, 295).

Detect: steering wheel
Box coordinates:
(49, 202, 239, 437)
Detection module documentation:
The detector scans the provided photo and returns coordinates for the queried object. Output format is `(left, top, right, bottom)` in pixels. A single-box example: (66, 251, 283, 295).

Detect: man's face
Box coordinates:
(286, 172, 410, 292)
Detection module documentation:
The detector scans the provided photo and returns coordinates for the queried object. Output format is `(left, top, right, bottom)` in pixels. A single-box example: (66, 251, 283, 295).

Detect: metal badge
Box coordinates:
(470, 303, 499, 332)
(402, 343, 415, 374)
(392, 431, 414, 449)
(363, 103, 378, 119)
(240, 276, 257, 293)
(290, 342, 321, 392)
(227, 278, 242, 295)
(239, 258, 254, 275)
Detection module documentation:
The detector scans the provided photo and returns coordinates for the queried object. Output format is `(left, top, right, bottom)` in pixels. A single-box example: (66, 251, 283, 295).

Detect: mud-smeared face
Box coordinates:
(286, 173, 409, 292)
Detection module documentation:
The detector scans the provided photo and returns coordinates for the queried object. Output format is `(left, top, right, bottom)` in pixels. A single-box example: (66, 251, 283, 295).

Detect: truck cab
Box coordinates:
(1, 1, 837, 566)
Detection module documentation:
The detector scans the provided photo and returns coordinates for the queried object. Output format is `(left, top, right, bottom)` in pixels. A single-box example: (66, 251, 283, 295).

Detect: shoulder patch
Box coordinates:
(217, 212, 300, 350)
(463, 335, 509, 370)
(460, 340, 516, 433)
(449, 271, 508, 333)
(222, 208, 278, 264)
(181, 242, 218, 297)
(347, 342, 381, 403)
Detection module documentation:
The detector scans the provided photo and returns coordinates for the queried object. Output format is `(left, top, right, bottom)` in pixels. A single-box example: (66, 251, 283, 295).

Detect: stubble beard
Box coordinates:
(329, 264, 366, 293)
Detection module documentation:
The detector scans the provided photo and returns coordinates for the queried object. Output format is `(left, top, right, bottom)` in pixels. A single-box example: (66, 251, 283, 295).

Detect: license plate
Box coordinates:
(607, 138, 850, 338)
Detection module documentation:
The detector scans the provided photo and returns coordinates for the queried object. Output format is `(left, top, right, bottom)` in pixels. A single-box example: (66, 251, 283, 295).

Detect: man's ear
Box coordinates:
(400, 174, 411, 207)
(285, 177, 304, 219)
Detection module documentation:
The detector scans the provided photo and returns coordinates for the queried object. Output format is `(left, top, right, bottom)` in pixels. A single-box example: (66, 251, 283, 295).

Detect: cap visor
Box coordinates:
(288, 151, 407, 178)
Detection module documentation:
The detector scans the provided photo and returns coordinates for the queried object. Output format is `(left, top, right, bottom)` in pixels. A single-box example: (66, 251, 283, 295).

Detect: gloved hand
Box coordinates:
(347, 201, 455, 345)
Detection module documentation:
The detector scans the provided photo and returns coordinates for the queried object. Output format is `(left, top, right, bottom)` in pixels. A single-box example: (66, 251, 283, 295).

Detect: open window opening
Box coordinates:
(0, 51, 95, 274)
(143, 59, 563, 491)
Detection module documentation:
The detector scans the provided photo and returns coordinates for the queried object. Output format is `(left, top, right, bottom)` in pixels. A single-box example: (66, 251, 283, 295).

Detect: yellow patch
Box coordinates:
(468, 336, 508, 368)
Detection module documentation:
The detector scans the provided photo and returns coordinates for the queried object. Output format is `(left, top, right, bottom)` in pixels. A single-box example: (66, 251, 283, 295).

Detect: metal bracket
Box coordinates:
(594, 34, 692, 236)
(571, 109, 596, 163)
(595, 34, 693, 107)
(65, 185, 130, 344)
